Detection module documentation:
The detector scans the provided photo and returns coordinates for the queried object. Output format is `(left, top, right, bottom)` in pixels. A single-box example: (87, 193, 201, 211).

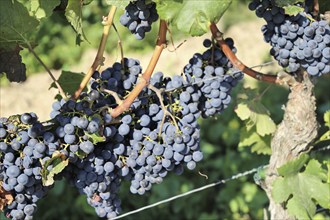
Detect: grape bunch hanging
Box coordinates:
(0, 38, 243, 219)
(249, 0, 330, 76)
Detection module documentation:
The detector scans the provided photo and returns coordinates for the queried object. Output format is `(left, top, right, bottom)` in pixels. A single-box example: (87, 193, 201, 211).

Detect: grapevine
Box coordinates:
(0, 0, 329, 219)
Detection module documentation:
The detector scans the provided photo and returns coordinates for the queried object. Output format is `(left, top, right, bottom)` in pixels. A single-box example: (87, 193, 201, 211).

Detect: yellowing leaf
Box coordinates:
(235, 103, 251, 120)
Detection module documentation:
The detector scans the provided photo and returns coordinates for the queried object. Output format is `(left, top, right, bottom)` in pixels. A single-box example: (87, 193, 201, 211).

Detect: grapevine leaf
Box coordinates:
(153, 0, 183, 21)
(235, 101, 276, 136)
(319, 130, 330, 141)
(324, 111, 330, 128)
(65, 0, 89, 45)
(235, 103, 250, 121)
(105, 0, 131, 9)
(238, 127, 271, 155)
(0, 0, 40, 82)
(83, 0, 95, 5)
(274, 0, 304, 7)
(277, 153, 309, 176)
(85, 133, 106, 145)
(154, 0, 232, 36)
(0, 47, 26, 82)
(41, 151, 69, 186)
(17, 0, 61, 20)
(50, 70, 86, 98)
(283, 5, 304, 16)
(272, 159, 330, 219)
(0, 0, 39, 49)
(252, 102, 277, 136)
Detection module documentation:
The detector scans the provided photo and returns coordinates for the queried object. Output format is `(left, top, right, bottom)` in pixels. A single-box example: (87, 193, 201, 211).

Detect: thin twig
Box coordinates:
(27, 45, 67, 99)
(110, 20, 167, 118)
(72, 6, 117, 99)
(112, 24, 125, 67)
(209, 23, 278, 84)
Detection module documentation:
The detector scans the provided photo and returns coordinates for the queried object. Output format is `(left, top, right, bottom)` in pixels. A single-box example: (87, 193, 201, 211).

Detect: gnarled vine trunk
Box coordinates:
(262, 71, 319, 219)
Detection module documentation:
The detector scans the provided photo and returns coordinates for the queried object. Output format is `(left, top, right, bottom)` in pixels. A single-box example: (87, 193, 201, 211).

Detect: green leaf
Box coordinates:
(274, 0, 304, 7)
(85, 132, 106, 145)
(235, 103, 250, 121)
(277, 153, 309, 176)
(105, 0, 131, 9)
(0, 47, 26, 82)
(154, 0, 232, 36)
(319, 130, 330, 141)
(0, 0, 39, 49)
(0, 0, 39, 82)
(283, 5, 304, 16)
(324, 111, 330, 128)
(153, 0, 183, 21)
(65, 0, 89, 45)
(238, 127, 271, 155)
(41, 151, 69, 186)
(236, 100, 276, 136)
(50, 70, 86, 98)
(272, 158, 330, 219)
(17, 0, 61, 20)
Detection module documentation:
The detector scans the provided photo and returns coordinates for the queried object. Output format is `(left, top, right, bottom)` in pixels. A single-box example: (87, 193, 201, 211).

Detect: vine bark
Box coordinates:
(262, 70, 318, 219)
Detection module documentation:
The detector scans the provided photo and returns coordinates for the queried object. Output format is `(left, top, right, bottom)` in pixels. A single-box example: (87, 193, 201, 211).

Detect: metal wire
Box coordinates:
(111, 165, 267, 219)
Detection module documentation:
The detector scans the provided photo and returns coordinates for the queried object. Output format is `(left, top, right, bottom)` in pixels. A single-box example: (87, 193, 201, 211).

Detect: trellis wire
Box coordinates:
(313, 144, 330, 152)
(111, 145, 330, 219)
(111, 165, 267, 220)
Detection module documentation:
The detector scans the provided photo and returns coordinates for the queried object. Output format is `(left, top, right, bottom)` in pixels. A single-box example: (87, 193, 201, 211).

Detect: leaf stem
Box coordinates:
(110, 20, 167, 118)
(27, 45, 67, 99)
(72, 6, 117, 99)
(210, 22, 278, 84)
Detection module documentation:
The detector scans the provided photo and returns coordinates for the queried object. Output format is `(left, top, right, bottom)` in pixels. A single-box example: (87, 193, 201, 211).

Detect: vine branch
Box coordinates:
(210, 23, 278, 84)
(313, 0, 319, 16)
(72, 6, 117, 99)
(110, 20, 168, 118)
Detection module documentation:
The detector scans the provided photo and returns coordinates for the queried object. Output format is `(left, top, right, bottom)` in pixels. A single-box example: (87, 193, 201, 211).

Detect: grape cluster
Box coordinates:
(248, 0, 330, 76)
(0, 40, 243, 219)
(120, 0, 159, 40)
(183, 38, 244, 117)
(0, 114, 58, 219)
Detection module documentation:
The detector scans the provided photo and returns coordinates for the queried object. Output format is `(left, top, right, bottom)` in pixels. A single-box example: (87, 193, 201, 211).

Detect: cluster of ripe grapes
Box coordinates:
(249, 0, 330, 76)
(0, 38, 243, 219)
(120, 0, 159, 40)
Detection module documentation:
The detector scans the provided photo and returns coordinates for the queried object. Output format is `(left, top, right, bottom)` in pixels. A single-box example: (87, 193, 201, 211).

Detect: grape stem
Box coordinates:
(72, 6, 117, 99)
(112, 24, 125, 68)
(209, 23, 278, 84)
(147, 84, 180, 134)
(103, 89, 123, 105)
(110, 20, 168, 118)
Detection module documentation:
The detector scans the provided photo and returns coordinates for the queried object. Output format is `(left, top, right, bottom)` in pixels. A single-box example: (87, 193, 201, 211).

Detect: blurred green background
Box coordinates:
(1, 0, 330, 219)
